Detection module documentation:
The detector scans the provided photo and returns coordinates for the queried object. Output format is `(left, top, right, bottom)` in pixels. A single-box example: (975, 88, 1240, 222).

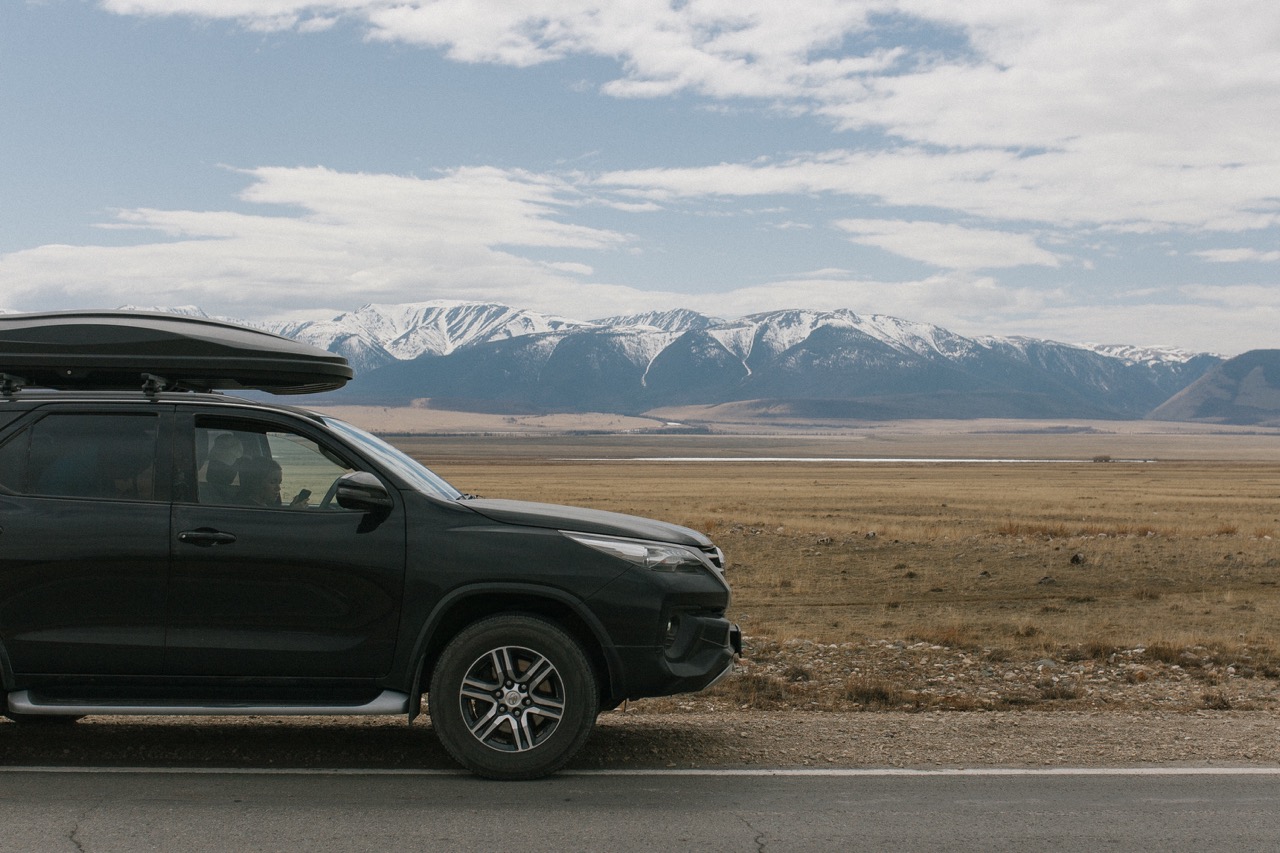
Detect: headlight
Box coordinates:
(562, 532, 709, 573)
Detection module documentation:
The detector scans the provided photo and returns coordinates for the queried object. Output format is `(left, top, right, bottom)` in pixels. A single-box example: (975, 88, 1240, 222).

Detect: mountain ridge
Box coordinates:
(121, 301, 1228, 421)
(1148, 350, 1280, 426)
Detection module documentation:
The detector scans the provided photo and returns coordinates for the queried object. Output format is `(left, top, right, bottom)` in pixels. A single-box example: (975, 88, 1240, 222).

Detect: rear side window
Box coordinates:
(0, 413, 159, 501)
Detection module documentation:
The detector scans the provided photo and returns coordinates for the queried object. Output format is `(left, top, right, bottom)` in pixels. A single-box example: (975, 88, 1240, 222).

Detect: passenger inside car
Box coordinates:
(237, 455, 284, 507)
(200, 433, 242, 504)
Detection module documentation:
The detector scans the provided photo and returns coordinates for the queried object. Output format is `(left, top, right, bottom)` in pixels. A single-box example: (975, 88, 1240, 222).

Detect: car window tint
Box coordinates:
(0, 427, 31, 494)
(323, 417, 460, 501)
(23, 413, 158, 501)
(195, 419, 356, 510)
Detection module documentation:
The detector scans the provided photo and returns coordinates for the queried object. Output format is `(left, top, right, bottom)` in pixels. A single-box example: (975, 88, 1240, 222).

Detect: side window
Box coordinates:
(8, 413, 158, 501)
(0, 428, 30, 494)
(195, 418, 356, 510)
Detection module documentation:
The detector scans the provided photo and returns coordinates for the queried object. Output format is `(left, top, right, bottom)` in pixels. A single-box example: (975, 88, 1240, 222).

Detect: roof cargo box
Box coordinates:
(0, 311, 352, 395)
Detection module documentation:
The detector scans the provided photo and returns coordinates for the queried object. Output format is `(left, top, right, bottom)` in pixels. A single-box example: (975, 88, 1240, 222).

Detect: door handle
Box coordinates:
(178, 529, 237, 547)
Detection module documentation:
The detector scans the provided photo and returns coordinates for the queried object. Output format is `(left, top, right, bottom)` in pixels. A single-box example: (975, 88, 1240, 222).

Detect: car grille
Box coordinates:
(702, 545, 725, 571)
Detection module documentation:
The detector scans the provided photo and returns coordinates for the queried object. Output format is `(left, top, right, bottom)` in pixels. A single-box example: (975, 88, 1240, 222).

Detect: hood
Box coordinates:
(461, 498, 711, 548)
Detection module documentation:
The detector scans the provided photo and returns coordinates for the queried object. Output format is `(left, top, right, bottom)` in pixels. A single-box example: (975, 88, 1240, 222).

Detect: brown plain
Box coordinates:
(381, 424, 1280, 710)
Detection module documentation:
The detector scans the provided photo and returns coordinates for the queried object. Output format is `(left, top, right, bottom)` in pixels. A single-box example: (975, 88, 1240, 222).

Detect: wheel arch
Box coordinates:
(407, 584, 621, 721)
(0, 639, 16, 693)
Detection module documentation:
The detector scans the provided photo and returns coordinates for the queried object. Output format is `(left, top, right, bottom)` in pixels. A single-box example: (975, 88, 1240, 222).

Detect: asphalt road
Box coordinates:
(2, 768, 1278, 852)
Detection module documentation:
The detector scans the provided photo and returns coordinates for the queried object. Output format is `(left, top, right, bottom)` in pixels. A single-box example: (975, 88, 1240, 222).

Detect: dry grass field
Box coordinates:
(385, 427, 1280, 713)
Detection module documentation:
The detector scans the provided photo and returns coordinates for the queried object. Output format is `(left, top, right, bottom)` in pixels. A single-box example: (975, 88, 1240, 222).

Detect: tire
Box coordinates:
(428, 614, 598, 780)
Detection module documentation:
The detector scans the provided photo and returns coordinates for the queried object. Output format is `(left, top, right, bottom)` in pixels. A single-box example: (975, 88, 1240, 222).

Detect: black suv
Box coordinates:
(0, 312, 738, 779)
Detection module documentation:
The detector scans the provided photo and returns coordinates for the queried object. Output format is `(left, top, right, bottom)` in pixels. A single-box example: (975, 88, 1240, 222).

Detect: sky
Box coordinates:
(1, 1, 1278, 355)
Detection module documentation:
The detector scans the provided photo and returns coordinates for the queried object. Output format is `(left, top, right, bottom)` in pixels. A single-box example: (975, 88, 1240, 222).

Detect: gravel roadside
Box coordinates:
(7, 635, 1280, 772)
(5, 709, 1280, 772)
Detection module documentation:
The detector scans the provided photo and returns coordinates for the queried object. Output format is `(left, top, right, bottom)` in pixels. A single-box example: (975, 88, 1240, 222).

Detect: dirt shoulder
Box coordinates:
(6, 634, 1280, 771)
(689, 635, 1280, 715)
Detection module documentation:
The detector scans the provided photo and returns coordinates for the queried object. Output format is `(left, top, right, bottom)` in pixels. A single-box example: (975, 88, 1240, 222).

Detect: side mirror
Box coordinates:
(335, 471, 394, 512)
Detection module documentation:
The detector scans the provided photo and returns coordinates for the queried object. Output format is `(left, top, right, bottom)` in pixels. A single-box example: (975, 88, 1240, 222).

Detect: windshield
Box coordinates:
(324, 417, 462, 501)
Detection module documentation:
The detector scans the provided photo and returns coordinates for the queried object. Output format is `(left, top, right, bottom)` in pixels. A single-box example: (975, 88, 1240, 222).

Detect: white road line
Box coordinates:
(0, 766, 1278, 778)
(561, 458, 1094, 464)
(574, 767, 1280, 777)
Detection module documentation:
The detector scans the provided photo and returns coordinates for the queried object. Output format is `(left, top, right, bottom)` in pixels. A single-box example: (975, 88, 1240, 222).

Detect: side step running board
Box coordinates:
(7, 689, 410, 717)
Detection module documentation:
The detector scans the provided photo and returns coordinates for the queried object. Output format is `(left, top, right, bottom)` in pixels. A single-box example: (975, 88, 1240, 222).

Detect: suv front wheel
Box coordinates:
(428, 614, 598, 780)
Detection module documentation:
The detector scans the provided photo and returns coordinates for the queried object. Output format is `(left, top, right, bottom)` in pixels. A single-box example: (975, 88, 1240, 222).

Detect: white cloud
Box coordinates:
(988, 282, 1280, 353)
(544, 261, 594, 275)
(98, 1, 368, 32)
(103, 1, 888, 88)
(835, 219, 1062, 270)
(0, 162, 1053, 334)
(100, 1, 1280, 152)
(680, 270, 1040, 325)
(1195, 248, 1280, 264)
(29, 2, 1280, 353)
(597, 146, 1280, 234)
(1178, 283, 1280, 310)
(297, 15, 338, 33)
(5, 164, 1277, 352)
(99, 1, 1280, 237)
(0, 166, 629, 316)
(988, 301, 1277, 356)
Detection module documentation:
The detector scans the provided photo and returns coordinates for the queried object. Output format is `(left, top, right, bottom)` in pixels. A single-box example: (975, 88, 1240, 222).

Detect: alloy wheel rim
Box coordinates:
(458, 645, 566, 752)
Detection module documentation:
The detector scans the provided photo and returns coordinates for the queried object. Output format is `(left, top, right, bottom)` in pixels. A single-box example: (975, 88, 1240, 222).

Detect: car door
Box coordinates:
(165, 409, 406, 679)
(0, 407, 172, 675)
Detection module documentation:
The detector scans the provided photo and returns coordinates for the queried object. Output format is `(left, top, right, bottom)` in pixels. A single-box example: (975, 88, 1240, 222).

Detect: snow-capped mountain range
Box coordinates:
(121, 301, 1222, 419)
(278, 302, 591, 366)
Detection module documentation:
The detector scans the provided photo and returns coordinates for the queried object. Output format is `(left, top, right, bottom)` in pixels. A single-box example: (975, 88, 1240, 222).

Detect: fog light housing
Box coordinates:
(663, 614, 682, 649)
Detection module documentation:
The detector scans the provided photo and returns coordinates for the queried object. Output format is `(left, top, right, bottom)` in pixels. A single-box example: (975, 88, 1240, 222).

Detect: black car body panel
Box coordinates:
(0, 493, 171, 676)
(462, 498, 713, 548)
(166, 500, 407, 678)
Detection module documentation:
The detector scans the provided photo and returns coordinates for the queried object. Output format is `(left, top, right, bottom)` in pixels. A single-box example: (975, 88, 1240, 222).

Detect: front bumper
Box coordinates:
(612, 614, 741, 701)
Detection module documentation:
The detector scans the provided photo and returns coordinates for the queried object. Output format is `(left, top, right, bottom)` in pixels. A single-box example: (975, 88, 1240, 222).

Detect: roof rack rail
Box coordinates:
(1, 373, 25, 397)
(141, 373, 170, 397)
